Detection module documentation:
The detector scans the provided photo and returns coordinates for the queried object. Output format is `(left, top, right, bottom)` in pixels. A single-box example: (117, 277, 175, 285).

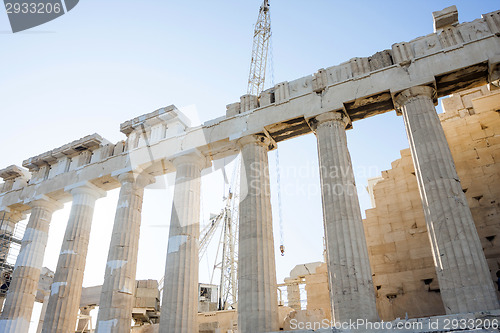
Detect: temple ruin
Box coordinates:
(0, 5, 500, 333)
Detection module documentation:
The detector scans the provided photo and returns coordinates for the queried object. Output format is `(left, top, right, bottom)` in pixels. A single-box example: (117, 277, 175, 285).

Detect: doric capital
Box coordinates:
(309, 111, 350, 132)
(394, 86, 437, 110)
(237, 134, 274, 150)
(171, 151, 209, 170)
(27, 195, 64, 212)
(65, 181, 107, 200)
(116, 171, 156, 189)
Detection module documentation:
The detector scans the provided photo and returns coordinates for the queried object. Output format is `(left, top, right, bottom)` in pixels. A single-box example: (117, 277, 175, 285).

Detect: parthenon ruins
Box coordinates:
(1, 5, 500, 333)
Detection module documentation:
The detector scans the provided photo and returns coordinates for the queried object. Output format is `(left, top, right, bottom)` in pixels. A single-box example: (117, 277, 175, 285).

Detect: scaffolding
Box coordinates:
(0, 212, 25, 297)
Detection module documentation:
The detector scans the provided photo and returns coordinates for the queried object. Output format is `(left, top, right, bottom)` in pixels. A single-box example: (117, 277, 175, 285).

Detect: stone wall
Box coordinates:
(304, 263, 331, 321)
(363, 86, 500, 321)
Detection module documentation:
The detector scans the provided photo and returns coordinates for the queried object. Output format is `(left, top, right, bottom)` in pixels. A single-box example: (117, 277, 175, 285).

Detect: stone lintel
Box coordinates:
(22, 133, 107, 170)
(433, 6, 459, 32)
(119, 105, 191, 135)
(343, 91, 394, 123)
(0, 165, 30, 181)
(0, 10, 496, 208)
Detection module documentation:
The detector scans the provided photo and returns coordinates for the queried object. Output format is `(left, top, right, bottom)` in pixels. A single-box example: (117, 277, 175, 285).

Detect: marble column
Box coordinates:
(395, 86, 499, 313)
(285, 278, 301, 311)
(0, 197, 62, 333)
(159, 154, 206, 333)
(237, 135, 279, 333)
(36, 294, 50, 333)
(96, 171, 154, 332)
(76, 306, 94, 332)
(42, 182, 105, 333)
(311, 111, 378, 323)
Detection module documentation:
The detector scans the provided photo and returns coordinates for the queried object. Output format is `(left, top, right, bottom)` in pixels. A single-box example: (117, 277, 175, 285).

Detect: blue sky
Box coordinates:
(1, 0, 499, 329)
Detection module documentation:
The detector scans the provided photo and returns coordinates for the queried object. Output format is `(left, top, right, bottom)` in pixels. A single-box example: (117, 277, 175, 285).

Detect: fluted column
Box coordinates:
(0, 197, 62, 333)
(96, 171, 154, 332)
(285, 278, 301, 311)
(237, 135, 279, 333)
(159, 153, 206, 333)
(395, 86, 499, 313)
(76, 306, 94, 332)
(311, 111, 378, 323)
(36, 294, 50, 333)
(42, 182, 106, 333)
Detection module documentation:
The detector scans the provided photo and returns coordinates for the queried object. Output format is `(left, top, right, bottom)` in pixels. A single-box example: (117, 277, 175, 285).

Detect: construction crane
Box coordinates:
(160, 0, 283, 309)
(201, 0, 281, 310)
(0, 213, 25, 297)
(158, 185, 239, 310)
(199, 210, 226, 260)
(213, 190, 239, 310)
(247, 0, 285, 256)
(200, 156, 241, 310)
(247, 0, 272, 96)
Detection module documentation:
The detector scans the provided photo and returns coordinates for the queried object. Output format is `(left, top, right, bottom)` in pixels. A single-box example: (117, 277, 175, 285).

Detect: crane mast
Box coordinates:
(247, 0, 271, 96)
(162, 2, 279, 312)
(198, 158, 241, 310)
(247, 0, 285, 256)
(218, 191, 239, 310)
(194, 1, 275, 312)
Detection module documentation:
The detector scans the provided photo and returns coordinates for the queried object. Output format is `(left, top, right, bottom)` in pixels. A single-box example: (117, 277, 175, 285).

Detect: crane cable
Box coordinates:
(267, 11, 285, 257)
(276, 148, 285, 256)
(247, 0, 285, 256)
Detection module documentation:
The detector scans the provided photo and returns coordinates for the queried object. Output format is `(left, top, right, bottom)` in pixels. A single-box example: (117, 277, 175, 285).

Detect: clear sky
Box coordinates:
(0, 0, 499, 330)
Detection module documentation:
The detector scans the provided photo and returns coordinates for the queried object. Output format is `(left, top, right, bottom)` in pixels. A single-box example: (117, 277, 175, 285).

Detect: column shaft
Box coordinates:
(0, 200, 60, 333)
(313, 112, 378, 323)
(285, 279, 301, 311)
(42, 183, 105, 333)
(76, 306, 93, 332)
(160, 154, 204, 333)
(396, 86, 499, 313)
(237, 135, 279, 333)
(96, 172, 152, 332)
(36, 294, 50, 333)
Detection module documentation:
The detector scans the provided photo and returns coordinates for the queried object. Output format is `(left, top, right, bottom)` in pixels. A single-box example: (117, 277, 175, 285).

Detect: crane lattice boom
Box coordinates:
(247, 0, 271, 96)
